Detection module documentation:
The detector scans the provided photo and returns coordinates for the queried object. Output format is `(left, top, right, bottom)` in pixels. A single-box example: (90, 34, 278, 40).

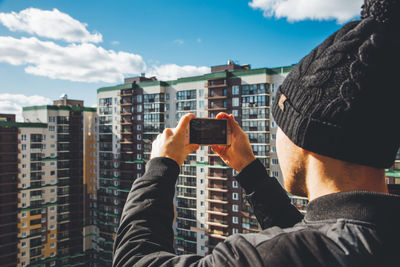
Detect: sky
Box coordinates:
(0, 0, 364, 121)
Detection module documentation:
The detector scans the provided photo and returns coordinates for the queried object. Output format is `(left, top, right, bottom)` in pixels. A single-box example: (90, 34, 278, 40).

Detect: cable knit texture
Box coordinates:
(272, 0, 400, 168)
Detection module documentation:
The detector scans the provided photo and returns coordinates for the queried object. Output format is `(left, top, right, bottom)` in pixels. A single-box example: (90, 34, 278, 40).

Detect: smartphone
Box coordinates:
(186, 118, 231, 145)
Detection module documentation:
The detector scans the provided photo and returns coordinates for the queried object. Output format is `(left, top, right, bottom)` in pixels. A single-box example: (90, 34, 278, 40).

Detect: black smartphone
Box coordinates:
(186, 118, 231, 145)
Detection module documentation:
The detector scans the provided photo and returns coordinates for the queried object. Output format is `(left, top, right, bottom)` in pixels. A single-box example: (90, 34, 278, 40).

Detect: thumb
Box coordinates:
(185, 144, 200, 154)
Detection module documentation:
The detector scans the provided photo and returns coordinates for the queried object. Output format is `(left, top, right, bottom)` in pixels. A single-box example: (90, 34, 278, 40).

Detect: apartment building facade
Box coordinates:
(97, 61, 297, 260)
(18, 97, 98, 266)
(0, 115, 20, 267)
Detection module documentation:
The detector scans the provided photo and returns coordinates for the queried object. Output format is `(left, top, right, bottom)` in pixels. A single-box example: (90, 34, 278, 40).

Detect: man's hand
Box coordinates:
(211, 113, 256, 172)
(150, 113, 199, 166)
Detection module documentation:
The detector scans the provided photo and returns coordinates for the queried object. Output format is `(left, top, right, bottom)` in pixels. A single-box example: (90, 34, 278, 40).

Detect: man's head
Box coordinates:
(272, 0, 400, 194)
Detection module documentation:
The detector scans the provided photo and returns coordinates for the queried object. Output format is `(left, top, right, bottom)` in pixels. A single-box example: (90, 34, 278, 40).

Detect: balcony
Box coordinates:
(206, 208, 228, 216)
(206, 218, 228, 228)
(207, 176, 228, 181)
(121, 119, 133, 125)
(207, 187, 228, 193)
(177, 192, 196, 199)
(206, 105, 228, 111)
(206, 196, 228, 204)
(209, 229, 229, 239)
(121, 90, 133, 96)
(121, 101, 133, 106)
(205, 80, 227, 88)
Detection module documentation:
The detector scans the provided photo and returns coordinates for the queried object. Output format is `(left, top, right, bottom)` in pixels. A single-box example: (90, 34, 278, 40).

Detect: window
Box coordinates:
(232, 109, 239, 117)
(50, 243, 56, 248)
(200, 212, 204, 217)
(50, 170, 55, 176)
(232, 97, 239, 107)
(137, 95, 142, 103)
(22, 241, 27, 247)
(50, 144, 56, 148)
(48, 116, 56, 123)
(21, 212, 27, 218)
(137, 134, 141, 140)
(199, 100, 204, 108)
(232, 192, 239, 200)
(233, 228, 239, 234)
(272, 158, 279, 165)
(137, 124, 142, 130)
(22, 164, 27, 169)
(137, 114, 142, 120)
(232, 204, 239, 212)
(200, 201, 204, 207)
(22, 193, 26, 198)
(232, 181, 238, 188)
(21, 144, 26, 151)
(50, 207, 56, 212)
(273, 171, 279, 177)
(200, 179, 204, 184)
(137, 164, 141, 170)
(199, 89, 204, 97)
(233, 216, 239, 224)
(21, 134, 27, 141)
(50, 162, 56, 166)
(51, 135, 55, 139)
(137, 144, 142, 150)
(137, 105, 143, 112)
(232, 85, 240, 95)
(22, 222, 27, 228)
(49, 126, 55, 132)
(200, 190, 204, 195)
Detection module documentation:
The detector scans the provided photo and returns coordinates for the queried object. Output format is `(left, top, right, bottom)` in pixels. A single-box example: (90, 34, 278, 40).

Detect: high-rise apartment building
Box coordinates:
(0, 114, 20, 267)
(22, 97, 98, 266)
(97, 61, 297, 260)
(0, 97, 98, 266)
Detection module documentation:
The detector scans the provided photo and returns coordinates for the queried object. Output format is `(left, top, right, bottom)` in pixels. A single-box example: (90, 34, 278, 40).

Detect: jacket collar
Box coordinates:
(305, 191, 400, 226)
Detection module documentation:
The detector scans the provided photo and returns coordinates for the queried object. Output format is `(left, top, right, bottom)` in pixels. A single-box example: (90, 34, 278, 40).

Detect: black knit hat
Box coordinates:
(272, 0, 400, 168)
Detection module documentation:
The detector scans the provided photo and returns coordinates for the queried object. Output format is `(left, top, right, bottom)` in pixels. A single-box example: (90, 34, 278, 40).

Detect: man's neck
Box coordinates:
(305, 153, 389, 201)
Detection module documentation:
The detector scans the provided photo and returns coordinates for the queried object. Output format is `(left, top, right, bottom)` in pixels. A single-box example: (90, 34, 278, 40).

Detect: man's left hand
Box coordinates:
(150, 113, 199, 166)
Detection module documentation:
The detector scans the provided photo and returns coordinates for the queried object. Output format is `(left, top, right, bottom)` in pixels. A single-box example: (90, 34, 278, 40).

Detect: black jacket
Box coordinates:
(113, 157, 400, 266)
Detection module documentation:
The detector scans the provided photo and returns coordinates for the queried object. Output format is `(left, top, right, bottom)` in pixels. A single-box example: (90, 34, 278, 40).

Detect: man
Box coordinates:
(113, 0, 400, 266)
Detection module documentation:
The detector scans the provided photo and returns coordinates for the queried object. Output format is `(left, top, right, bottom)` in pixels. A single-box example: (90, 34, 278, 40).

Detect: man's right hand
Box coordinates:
(211, 113, 256, 172)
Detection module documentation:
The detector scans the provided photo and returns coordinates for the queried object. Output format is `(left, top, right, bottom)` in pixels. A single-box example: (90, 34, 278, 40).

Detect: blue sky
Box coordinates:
(0, 0, 363, 120)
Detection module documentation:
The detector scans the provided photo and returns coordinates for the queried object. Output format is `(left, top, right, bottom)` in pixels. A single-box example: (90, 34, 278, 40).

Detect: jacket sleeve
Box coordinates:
(235, 159, 304, 229)
(112, 157, 267, 267)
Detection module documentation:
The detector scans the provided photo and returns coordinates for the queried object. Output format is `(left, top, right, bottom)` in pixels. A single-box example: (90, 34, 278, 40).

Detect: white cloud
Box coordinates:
(0, 8, 102, 43)
(0, 93, 51, 122)
(147, 64, 210, 81)
(0, 36, 146, 83)
(197, 38, 202, 43)
(111, 40, 120, 45)
(249, 0, 363, 23)
(173, 39, 184, 46)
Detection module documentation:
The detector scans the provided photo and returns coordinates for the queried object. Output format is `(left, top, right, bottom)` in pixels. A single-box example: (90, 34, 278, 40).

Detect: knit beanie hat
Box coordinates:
(272, 0, 400, 168)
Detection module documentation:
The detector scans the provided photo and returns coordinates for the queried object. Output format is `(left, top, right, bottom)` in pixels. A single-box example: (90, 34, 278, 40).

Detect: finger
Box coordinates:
(175, 113, 195, 135)
(211, 145, 229, 158)
(185, 144, 200, 154)
(163, 128, 173, 137)
(228, 114, 240, 130)
(216, 112, 229, 119)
